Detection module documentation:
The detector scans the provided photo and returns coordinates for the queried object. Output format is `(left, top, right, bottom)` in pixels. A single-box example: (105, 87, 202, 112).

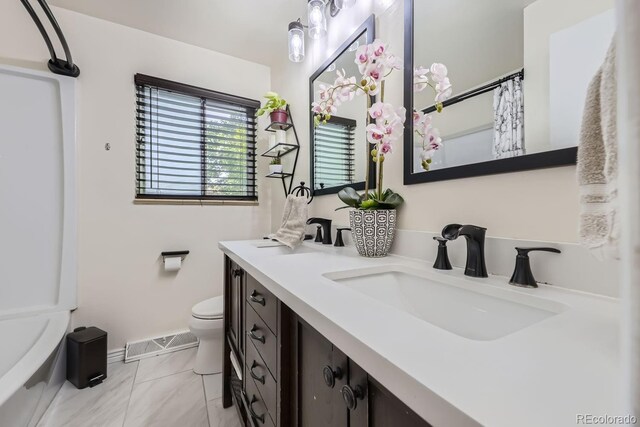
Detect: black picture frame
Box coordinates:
(310, 14, 376, 197)
(402, 0, 577, 186)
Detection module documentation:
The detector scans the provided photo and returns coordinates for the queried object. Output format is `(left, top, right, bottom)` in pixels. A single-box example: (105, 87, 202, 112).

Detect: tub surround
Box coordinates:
(0, 312, 70, 423)
(0, 63, 77, 426)
(219, 239, 620, 427)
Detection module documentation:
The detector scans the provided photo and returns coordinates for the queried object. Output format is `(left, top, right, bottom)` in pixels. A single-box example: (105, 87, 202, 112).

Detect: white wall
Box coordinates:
(0, 3, 272, 351)
(272, 0, 582, 243)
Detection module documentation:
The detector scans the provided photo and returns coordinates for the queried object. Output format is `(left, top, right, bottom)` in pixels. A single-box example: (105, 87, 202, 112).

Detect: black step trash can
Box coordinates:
(66, 326, 107, 389)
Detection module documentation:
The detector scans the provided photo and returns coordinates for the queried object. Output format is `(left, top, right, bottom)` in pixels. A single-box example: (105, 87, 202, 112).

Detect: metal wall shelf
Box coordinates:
(260, 105, 300, 196)
(261, 143, 298, 158)
(266, 172, 293, 178)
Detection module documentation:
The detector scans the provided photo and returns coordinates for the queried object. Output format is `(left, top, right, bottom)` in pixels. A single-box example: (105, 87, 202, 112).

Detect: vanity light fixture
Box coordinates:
(288, 19, 305, 62)
(288, 0, 357, 63)
(308, 0, 327, 39)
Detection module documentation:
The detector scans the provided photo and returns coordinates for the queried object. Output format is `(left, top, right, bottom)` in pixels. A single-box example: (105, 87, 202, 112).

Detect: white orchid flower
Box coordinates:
(355, 44, 372, 75)
(366, 123, 385, 144)
(435, 77, 452, 102)
(430, 63, 448, 83)
(371, 39, 387, 58)
(414, 66, 430, 93)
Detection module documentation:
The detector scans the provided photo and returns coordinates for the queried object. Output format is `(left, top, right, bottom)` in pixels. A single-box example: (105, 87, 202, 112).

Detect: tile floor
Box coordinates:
(37, 347, 242, 427)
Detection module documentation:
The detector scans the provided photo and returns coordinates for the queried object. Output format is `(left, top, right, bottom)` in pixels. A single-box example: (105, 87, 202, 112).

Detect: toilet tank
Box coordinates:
(0, 64, 77, 318)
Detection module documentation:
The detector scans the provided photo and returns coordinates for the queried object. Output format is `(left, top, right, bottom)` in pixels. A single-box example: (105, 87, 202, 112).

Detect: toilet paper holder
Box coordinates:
(161, 251, 189, 263)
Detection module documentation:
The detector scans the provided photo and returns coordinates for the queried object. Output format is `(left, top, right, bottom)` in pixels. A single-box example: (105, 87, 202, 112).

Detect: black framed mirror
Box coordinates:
(310, 15, 376, 196)
(402, 0, 591, 185)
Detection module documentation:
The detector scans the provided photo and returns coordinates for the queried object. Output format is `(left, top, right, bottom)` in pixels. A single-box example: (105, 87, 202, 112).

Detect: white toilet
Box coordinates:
(189, 296, 224, 375)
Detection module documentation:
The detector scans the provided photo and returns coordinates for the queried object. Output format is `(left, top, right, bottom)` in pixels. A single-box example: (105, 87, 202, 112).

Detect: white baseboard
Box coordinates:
(107, 348, 125, 364)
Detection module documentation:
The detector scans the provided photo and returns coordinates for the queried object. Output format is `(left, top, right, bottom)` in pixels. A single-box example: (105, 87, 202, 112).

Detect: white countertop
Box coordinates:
(219, 240, 622, 427)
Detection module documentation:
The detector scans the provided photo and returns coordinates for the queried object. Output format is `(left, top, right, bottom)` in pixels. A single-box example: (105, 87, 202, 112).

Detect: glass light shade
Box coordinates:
(335, 0, 356, 9)
(308, 0, 327, 40)
(288, 22, 305, 62)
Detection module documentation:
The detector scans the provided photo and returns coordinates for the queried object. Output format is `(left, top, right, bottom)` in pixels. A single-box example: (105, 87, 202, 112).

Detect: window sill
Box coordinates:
(133, 198, 259, 206)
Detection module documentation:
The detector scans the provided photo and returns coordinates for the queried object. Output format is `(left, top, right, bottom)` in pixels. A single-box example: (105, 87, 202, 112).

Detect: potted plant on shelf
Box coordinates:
(257, 91, 289, 124)
(311, 40, 452, 257)
(269, 155, 283, 175)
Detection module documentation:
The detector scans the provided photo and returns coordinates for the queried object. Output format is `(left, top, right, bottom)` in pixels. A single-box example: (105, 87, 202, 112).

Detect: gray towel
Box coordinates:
(577, 38, 618, 260)
(270, 195, 309, 249)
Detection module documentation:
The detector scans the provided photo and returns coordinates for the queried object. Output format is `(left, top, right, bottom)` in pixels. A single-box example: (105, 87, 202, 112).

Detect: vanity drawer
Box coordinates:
(246, 304, 277, 379)
(244, 373, 275, 427)
(245, 340, 277, 422)
(246, 275, 277, 335)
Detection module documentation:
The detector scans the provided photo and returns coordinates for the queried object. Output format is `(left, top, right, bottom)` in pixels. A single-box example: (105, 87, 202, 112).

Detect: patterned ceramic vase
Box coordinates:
(349, 209, 397, 257)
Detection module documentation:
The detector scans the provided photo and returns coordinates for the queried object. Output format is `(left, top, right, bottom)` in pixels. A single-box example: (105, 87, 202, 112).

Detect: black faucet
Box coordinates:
(307, 217, 332, 245)
(432, 237, 452, 270)
(334, 227, 351, 247)
(509, 247, 561, 288)
(442, 224, 488, 278)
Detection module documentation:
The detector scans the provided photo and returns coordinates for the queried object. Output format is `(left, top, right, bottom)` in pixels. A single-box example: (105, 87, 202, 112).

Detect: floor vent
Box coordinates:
(124, 331, 198, 363)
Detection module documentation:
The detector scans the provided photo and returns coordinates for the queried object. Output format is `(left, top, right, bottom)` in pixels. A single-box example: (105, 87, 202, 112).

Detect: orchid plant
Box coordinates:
(311, 39, 452, 210)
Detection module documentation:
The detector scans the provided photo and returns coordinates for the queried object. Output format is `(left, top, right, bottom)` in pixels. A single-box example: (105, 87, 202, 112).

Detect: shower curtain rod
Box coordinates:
(422, 69, 524, 114)
(20, 0, 80, 77)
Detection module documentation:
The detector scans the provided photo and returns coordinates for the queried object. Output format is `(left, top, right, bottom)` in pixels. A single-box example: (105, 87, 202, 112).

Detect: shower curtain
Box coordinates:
(493, 76, 524, 159)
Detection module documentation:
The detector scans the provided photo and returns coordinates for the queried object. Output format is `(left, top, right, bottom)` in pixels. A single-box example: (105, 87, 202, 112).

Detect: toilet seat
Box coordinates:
(191, 296, 224, 320)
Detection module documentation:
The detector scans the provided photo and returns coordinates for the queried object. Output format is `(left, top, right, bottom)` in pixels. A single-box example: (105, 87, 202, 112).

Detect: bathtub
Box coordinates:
(0, 312, 70, 426)
(0, 64, 77, 426)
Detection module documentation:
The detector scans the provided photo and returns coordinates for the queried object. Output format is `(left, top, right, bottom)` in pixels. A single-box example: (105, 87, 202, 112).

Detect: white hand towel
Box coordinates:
(577, 38, 619, 260)
(270, 195, 309, 249)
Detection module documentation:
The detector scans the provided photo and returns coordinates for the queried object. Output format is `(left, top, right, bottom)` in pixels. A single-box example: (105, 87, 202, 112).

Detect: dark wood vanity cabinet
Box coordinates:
(291, 319, 430, 427)
(294, 319, 349, 427)
(223, 258, 247, 423)
(224, 258, 291, 427)
(222, 255, 430, 427)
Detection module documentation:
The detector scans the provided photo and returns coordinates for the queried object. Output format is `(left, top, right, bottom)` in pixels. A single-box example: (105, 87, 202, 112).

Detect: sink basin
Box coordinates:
(324, 265, 566, 341)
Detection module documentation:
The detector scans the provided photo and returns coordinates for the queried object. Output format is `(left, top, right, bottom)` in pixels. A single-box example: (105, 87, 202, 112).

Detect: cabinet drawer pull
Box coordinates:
(250, 360, 266, 384)
(248, 325, 266, 343)
(232, 269, 243, 278)
(247, 393, 266, 424)
(322, 365, 343, 389)
(249, 290, 266, 306)
(341, 385, 365, 410)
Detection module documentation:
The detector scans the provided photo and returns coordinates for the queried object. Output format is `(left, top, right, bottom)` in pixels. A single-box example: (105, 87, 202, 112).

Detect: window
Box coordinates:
(313, 116, 356, 190)
(135, 74, 259, 201)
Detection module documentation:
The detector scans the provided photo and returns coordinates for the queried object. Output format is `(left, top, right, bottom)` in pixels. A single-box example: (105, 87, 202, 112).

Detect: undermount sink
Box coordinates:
(324, 265, 567, 341)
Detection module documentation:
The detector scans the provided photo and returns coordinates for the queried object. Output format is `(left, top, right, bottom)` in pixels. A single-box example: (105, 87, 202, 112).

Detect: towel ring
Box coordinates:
(290, 182, 313, 204)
